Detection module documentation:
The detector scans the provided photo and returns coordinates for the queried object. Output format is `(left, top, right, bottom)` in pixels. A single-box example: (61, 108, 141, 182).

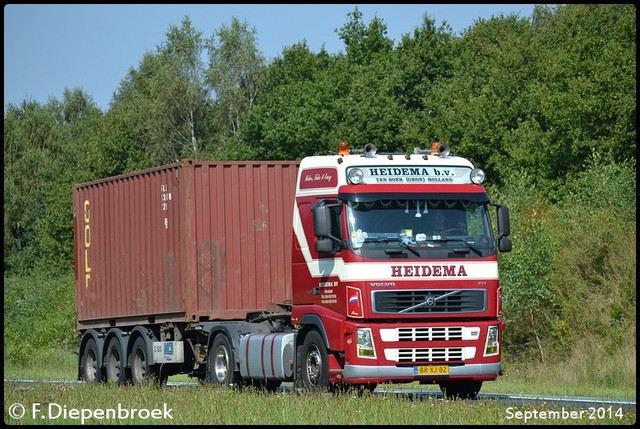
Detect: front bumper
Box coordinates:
(343, 362, 501, 380)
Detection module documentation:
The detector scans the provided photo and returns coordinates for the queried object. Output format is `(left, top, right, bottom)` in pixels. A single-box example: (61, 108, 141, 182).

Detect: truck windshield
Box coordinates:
(346, 199, 495, 258)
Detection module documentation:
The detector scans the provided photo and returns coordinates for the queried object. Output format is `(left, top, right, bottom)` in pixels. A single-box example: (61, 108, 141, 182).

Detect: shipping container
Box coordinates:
(73, 160, 299, 330)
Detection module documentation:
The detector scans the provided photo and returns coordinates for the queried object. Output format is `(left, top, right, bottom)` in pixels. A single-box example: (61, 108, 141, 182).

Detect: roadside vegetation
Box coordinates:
(6, 381, 634, 425)
(4, 5, 635, 423)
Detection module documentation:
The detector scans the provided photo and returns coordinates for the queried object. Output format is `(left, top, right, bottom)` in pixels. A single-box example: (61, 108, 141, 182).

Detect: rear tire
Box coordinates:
(206, 334, 241, 387)
(105, 337, 128, 385)
(130, 337, 152, 386)
(80, 338, 103, 383)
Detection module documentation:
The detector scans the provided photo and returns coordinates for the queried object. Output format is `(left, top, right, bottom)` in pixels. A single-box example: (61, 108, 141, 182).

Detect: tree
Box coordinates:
(206, 17, 266, 137)
(110, 16, 212, 166)
(337, 7, 393, 65)
(4, 100, 64, 273)
(391, 14, 455, 110)
(237, 42, 338, 160)
(4, 89, 102, 274)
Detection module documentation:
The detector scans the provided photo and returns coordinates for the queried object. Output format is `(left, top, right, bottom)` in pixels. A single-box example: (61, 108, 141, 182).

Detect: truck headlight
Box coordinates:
(356, 328, 376, 358)
(484, 325, 499, 356)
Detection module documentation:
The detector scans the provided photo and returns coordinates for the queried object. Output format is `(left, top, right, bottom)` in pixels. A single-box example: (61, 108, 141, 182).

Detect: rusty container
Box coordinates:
(73, 160, 299, 330)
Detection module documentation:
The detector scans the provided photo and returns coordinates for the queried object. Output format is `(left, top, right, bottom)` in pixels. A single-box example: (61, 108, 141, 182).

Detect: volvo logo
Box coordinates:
(399, 290, 461, 313)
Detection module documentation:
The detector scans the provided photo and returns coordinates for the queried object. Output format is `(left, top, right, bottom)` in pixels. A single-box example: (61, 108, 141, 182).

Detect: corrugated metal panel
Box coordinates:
(74, 160, 299, 329)
(190, 161, 299, 320)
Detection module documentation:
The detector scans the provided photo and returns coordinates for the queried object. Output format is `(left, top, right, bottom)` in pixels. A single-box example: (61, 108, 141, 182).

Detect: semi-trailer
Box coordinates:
(74, 142, 511, 399)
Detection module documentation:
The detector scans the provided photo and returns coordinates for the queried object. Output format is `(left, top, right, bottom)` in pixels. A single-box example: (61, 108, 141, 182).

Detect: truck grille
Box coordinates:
(397, 347, 464, 363)
(372, 289, 485, 314)
(397, 327, 463, 341)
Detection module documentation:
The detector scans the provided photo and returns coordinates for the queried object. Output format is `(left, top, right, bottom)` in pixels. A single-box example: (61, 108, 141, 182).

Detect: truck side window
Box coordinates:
(327, 204, 343, 251)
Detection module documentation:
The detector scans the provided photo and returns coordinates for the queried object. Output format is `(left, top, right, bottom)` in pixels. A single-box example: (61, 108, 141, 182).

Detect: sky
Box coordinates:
(4, 4, 536, 112)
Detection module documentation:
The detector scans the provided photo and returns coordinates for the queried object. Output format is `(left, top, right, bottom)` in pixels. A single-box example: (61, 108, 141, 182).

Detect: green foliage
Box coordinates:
(111, 17, 214, 166)
(548, 155, 636, 356)
(391, 14, 455, 111)
(4, 91, 103, 275)
(4, 271, 78, 365)
(494, 171, 565, 361)
(206, 16, 266, 139)
(239, 43, 342, 160)
(337, 7, 394, 65)
(497, 155, 636, 363)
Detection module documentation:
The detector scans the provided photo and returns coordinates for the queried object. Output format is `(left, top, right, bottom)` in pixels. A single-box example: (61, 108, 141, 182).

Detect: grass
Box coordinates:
(4, 381, 635, 425)
(4, 349, 634, 400)
(4, 349, 636, 425)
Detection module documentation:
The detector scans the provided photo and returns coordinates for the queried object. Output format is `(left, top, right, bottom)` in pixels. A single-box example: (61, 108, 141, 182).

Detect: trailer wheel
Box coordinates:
(206, 334, 240, 387)
(297, 330, 329, 391)
(130, 337, 152, 386)
(105, 337, 128, 385)
(439, 381, 483, 400)
(80, 338, 103, 383)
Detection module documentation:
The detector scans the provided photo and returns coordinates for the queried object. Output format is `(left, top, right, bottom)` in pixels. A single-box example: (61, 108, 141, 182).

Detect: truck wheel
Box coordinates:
(80, 338, 103, 383)
(105, 337, 128, 385)
(206, 334, 241, 387)
(439, 381, 482, 400)
(297, 330, 329, 391)
(130, 337, 152, 386)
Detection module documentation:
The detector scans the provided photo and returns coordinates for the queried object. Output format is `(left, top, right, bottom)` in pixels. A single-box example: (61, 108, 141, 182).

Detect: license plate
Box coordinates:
(414, 365, 449, 375)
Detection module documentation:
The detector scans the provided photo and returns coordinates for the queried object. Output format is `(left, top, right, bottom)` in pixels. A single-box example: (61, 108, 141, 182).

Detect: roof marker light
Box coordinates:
(413, 147, 430, 159)
(338, 141, 350, 156)
(431, 141, 451, 157)
(431, 142, 442, 156)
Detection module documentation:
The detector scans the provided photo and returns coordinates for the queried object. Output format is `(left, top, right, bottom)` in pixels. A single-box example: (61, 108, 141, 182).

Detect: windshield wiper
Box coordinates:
(433, 237, 482, 256)
(367, 237, 420, 257)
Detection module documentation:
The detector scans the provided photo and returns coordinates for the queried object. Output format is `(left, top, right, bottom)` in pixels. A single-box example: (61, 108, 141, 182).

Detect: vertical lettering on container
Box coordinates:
(83, 200, 91, 289)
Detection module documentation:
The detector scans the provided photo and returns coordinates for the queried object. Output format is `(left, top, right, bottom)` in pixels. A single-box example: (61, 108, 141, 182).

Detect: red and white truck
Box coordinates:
(74, 142, 511, 399)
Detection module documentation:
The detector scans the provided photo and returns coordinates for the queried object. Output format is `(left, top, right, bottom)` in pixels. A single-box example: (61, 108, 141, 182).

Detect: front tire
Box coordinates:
(297, 330, 329, 391)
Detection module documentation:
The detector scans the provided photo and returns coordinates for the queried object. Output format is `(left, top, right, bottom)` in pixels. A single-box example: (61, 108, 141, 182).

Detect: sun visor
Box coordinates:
(337, 184, 489, 203)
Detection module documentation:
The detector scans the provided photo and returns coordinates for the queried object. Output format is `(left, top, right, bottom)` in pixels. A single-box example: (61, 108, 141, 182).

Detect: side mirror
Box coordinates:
(312, 204, 332, 238)
(494, 204, 512, 253)
(312, 201, 344, 253)
(315, 238, 334, 253)
(498, 236, 512, 253)
(497, 205, 510, 237)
